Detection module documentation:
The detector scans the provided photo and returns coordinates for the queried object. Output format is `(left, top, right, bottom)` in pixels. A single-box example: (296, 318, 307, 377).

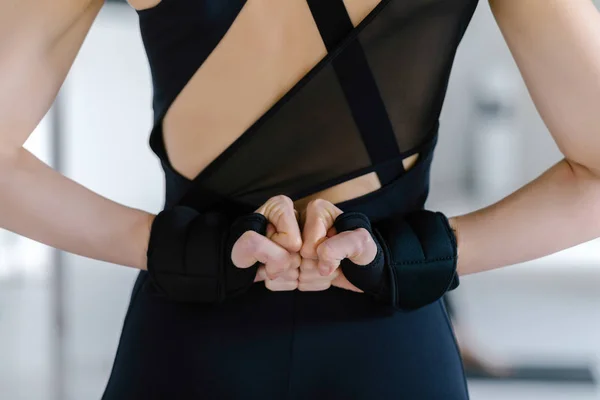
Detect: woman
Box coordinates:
(1, 0, 599, 398)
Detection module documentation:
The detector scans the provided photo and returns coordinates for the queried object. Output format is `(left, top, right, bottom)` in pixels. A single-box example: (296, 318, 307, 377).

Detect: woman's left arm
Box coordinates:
(453, 0, 600, 275)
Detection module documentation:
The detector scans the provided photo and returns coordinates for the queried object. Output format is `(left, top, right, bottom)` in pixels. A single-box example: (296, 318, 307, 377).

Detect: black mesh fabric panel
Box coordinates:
(361, 0, 478, 152)
(198, 65, 370, 205)
(138, 0, 479, 209)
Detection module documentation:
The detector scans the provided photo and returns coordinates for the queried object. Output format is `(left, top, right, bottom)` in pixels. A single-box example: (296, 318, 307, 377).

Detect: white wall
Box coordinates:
(60, 5, 163, 399)
(432, 0, 563, 200)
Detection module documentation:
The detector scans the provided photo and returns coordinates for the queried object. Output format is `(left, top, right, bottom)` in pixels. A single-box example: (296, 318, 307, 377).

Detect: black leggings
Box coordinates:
(102, 273, 468, 399)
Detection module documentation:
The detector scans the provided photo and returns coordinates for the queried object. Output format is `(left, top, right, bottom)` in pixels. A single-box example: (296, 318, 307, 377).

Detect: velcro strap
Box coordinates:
(377, 211, 459, 310)
(147, 206, 226, 303)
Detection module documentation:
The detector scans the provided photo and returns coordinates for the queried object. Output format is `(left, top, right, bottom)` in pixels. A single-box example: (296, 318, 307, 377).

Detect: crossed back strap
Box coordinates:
(167, 0, 478, 211)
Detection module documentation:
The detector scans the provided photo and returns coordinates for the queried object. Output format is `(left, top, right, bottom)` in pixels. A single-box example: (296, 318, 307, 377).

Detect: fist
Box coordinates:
(231, 195, 302, 291)
(298, 199, 378, 292)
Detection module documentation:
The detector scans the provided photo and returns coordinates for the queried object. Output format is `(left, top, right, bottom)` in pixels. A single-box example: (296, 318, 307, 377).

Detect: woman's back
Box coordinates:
(132, 0, 478, 208)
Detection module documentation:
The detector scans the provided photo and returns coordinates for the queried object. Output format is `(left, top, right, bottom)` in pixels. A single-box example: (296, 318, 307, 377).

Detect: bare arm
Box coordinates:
(0, 0, 153, 270)
(452, 0, 600, 275)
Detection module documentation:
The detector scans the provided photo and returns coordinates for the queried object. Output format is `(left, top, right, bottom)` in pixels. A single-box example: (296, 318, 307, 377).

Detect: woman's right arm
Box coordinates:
(0, 0, 302, 299)
(0, 0, 154, 270)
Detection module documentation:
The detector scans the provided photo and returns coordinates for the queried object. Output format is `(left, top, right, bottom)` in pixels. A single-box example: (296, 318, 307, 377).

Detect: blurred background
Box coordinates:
(1, 1, 600, 399)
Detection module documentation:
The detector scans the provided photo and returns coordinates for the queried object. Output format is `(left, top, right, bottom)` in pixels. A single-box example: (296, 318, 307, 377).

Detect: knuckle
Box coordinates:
(271, 195, 294, 209)
(299, 281, 330, 292)
(259, 195, 294, 219)
(307, 198, 328, 212)
(299, 245, 311, 259)
(289, 254, 302, 269)
(298, 282, 310, 292)
(238, 231, 262, 252)
(286, 280, 299, 290)
(352, 228, 371, 250)
(266, 280, 297, 292)
(288, 235, 303, 252)
(298, 272, 311, 284)
(300, 261, 315, 272)
(354, 228, 374, 253)
(298, 268, 318, 283)
(270, 255, 293, 273)
(265, 280, 277, 292)
(317, 241, 336, 261)
(355, 228, 372, 242)
(266, 264, 285, 277)
(287, 268, 300, 280)
(300, 241, 319, 260)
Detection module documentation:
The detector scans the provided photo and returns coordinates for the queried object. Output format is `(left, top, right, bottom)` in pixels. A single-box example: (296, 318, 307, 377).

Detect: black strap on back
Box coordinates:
(176, 0, 405, 211)
(306, 0, 403, 184)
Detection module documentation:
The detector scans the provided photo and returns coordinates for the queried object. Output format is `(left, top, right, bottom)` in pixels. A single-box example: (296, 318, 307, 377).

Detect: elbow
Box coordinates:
(559, 135, 600, 180)
(0, 147, 21, 186)
(563, 157, 600, 227)
(564, 155, 600, 182)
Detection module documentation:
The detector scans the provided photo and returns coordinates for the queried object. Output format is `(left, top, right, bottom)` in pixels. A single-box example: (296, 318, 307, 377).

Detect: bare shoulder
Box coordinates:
(488, 0, 595, 21)
(0, 0, 105, 49)
(488, 0, 598, 41)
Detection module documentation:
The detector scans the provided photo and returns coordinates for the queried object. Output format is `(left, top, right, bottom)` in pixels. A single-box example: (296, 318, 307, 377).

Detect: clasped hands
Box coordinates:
(148, 192, 458, 307)
(231, 195, 377, 293)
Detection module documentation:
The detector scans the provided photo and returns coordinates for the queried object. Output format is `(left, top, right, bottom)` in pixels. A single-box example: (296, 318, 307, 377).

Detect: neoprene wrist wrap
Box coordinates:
(334, 210, 459, 311)
(146, 206, 267, 303)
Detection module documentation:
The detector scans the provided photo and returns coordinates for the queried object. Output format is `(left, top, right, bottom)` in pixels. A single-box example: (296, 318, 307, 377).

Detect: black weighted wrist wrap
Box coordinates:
(334, 210, 459, 311)
(146, 206, 267, 303)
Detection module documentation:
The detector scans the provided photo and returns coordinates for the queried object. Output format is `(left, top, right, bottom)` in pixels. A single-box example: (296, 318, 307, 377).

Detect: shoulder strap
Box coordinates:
(307, 0, 403, 184)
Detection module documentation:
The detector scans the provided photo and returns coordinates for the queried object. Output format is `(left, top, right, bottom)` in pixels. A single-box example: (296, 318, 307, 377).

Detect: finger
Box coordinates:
(264, 251, 301, 280)
(299, 257, 318, 278)
(298, 280, 332, 292)
(298, 258, 335, 292)
(270, 268, 300, 284)
(231, 231, 295, 279)
(279, 265, 300, 281)
(300, 199, 343, 260)
(266, 223, 277, 240)
(254, 265, 267, 283)
(316, 228, 377, 276)
(263, 252, 301, 280)
(256, 195, 302, 253)
(299, 256, 318, 273)
(264, 265, 300, 291)
(265, 277, 298, 292)
(331, 272, 363, 293)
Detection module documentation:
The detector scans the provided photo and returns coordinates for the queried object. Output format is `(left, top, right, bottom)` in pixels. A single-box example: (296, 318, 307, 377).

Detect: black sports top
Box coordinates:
(137, 0, 479, 210)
